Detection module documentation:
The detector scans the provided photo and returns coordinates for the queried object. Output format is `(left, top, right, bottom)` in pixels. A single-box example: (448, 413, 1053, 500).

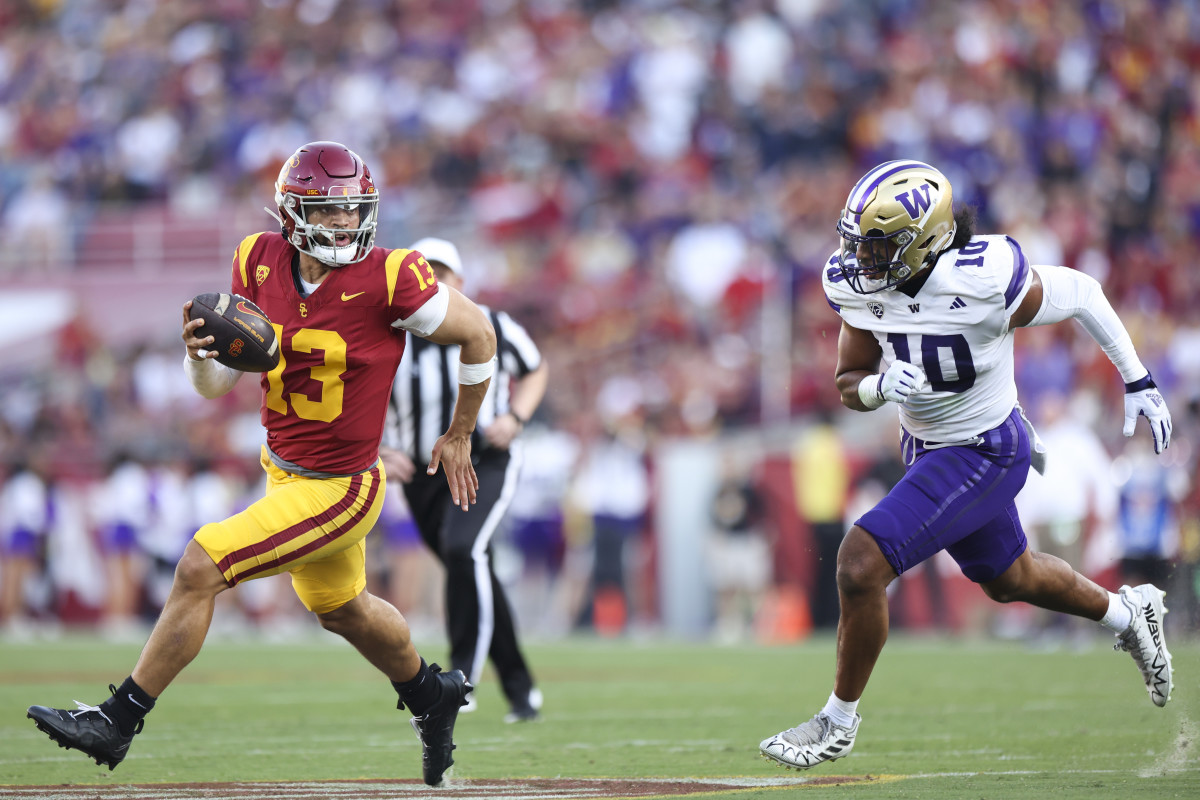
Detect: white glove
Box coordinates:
(1123, 374, 1172, 454)
(860, 360, 928, 408)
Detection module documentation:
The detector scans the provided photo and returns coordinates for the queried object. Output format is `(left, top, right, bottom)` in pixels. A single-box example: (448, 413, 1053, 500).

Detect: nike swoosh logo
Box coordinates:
(235, 301, 269, 322)
(128, 694, 147, 710)
(341, 291, 365, 301)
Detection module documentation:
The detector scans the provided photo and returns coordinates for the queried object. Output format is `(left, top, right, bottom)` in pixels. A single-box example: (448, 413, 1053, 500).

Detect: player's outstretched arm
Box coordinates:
(1011, 266, 1172, 453)
(180, 300, 242, 399)
(834, 320, 928, 411)
(422, 287, 498, 509)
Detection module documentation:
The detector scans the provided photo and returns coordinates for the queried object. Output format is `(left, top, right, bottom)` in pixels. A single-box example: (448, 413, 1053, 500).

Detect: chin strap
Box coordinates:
(263, 205, 287, 237)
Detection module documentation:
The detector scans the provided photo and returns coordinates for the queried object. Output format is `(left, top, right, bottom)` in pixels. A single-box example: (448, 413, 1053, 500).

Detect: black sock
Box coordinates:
(100, 677, 156, 736)
(391, 658, 443, 716)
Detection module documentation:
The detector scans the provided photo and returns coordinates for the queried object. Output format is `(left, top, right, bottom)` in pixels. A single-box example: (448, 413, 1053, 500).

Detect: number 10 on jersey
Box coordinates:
(886, 332, 976, 394)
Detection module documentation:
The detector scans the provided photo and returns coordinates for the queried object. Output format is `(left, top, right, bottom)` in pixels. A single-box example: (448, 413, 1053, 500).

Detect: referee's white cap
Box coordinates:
(410, 237, 463, 276)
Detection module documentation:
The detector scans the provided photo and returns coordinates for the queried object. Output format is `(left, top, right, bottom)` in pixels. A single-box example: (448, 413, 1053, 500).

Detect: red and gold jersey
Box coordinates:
(230, 232, 441, 474)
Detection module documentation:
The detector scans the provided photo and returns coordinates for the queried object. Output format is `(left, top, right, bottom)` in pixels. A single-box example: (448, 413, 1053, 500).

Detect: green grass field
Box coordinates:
(0, 631, 1195, 798)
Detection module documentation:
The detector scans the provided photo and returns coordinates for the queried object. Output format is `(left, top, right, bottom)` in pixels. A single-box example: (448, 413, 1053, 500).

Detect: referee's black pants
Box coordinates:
(402, 446, 535, 706)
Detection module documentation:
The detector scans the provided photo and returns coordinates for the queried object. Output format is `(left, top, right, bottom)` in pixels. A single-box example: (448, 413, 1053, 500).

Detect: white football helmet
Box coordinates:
(836, 160, 956, 294)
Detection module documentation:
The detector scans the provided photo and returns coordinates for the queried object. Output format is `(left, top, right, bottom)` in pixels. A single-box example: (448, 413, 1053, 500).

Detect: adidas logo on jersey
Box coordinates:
(950, 297, 967, 309)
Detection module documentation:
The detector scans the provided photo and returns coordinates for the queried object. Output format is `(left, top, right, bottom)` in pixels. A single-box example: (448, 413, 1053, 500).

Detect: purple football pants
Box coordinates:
(857, 405, 1031, 583)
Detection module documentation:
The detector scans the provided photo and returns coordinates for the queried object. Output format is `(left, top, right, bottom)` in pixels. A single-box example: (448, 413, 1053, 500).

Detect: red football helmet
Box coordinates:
(272, 141, 379, 266)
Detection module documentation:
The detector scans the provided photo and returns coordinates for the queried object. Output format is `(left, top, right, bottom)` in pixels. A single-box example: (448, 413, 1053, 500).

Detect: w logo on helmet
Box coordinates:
(896, 184, 933, 220)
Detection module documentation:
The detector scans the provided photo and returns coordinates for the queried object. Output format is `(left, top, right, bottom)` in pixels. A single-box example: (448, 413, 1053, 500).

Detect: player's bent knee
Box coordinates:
(315, 592, 367, 634)
(980, 570, 1028, 603)
(173, 540, 228, 596)
(981, 580, 1020, 604)
(980, 550, 1032, 604)
(835, 526, 894, 596)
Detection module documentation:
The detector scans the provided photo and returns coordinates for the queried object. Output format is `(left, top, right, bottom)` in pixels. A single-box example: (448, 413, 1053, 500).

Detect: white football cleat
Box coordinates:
(760, 712, 859, 769)
(1114, 584, 1173, 707)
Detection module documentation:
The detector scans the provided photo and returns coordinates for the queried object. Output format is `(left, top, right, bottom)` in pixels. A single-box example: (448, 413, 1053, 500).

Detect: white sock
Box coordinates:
(1099, 591, 1133, 632)
(821, 691, 859, 728)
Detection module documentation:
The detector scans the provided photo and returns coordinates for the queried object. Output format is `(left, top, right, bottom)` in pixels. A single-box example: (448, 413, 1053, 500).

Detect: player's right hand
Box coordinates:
(879, 360, 928, 404)
(181, 300, 216, 361)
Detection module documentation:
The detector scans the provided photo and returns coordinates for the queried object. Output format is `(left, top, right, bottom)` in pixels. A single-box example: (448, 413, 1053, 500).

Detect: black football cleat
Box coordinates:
(27, 686, 143, 771)
(408, 664, 472, 786)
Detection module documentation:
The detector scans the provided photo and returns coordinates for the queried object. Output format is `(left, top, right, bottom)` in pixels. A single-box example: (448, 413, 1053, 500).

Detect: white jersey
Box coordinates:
(823, 234, 1033, 442)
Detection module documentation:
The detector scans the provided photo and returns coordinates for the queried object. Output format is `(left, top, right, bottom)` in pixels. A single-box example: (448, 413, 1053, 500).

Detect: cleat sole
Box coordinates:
(27, 712, 121, 771)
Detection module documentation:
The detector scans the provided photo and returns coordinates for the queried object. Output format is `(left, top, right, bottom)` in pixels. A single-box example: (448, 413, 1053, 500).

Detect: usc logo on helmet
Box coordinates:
(271, 141, 380, 267)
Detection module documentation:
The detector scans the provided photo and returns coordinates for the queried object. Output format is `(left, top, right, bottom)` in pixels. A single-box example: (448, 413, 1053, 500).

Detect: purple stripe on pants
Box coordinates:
(856, 406, 1032, 583)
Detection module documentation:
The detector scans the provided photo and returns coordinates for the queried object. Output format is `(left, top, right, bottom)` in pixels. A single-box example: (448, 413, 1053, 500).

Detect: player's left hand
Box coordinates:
(1123, 374, 1172, 454)
(428, 432, 479, 510)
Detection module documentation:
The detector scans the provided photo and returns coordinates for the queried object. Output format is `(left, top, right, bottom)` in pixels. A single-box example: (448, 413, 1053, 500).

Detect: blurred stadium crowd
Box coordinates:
(1, 0, 1198, 640)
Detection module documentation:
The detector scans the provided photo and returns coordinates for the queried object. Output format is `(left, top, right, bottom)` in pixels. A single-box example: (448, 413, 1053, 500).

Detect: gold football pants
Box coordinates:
(194, 447, 385, 614)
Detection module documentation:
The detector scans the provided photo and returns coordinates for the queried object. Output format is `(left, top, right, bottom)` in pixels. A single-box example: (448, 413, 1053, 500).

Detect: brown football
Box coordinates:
(189, 293, 280, 373)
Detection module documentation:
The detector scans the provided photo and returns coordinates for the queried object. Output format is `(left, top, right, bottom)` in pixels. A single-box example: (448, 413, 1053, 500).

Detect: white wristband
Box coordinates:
(182, 352, 241, 398)
(857, 374, 886, 409)
(458, 357, 495, 385)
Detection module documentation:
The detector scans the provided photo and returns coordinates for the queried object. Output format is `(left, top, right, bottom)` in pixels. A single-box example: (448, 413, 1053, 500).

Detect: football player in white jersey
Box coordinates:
(760, 160, 1174, 771)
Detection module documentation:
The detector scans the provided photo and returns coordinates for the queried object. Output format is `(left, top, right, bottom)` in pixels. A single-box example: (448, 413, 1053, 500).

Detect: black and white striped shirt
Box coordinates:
(385, 306, 542, 466)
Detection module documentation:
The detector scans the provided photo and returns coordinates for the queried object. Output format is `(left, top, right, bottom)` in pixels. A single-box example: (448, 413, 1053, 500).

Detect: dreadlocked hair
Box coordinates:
(949, 206, 977, 250)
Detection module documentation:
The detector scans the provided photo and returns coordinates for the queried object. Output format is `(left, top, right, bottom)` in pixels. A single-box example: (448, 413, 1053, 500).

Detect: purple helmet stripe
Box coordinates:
(848, 160, 936, 223)
(1003, 236, 1030, 309)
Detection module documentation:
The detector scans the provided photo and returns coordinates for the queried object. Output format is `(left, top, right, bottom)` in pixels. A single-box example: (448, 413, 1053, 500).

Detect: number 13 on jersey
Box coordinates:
(409, 257, 437, 291)
(264, 324, 348, 422)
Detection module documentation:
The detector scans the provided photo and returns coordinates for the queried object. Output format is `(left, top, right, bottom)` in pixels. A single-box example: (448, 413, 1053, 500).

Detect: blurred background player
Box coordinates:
(373, 481, 443, 640)
(502, 423, 579, 638)
(705, 455, 769, 643)
(1013, 390, 1116, 646)
(760, 160, 1175, 771)
(1112, 435, 1190, 593)
(92, 451, 151, 639)
(566, 391, 651, 636)
(0, 448, 53, 639)
(382, 236, 549, 722)
(26, 142, 496, 787)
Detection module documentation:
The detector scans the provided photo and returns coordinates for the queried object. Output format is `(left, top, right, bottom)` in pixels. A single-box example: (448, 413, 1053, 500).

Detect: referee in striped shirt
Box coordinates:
(381, 237, 549, 722)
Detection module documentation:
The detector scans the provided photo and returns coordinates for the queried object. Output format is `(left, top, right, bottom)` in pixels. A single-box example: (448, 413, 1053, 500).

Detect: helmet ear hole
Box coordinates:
(918, 235, 935, 249)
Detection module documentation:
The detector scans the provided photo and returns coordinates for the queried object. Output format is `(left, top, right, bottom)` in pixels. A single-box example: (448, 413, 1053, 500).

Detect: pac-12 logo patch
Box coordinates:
(868, 301, 885, 319)
(256, 264, 270, 286)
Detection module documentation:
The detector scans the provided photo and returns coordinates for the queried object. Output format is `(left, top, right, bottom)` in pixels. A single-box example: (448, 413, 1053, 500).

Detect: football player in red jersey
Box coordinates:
(26, 142, 495, 787)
